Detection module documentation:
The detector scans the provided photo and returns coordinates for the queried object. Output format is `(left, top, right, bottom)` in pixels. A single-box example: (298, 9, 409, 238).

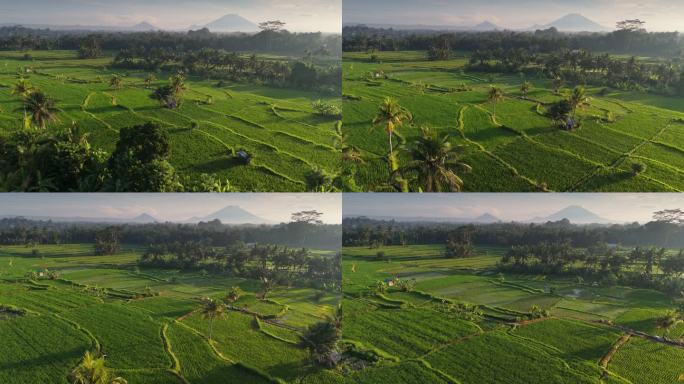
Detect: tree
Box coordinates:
(616, 19, 646, 32)
(144, 74, 157, 87)
(109, 76, 123, 90)
(300, 321, 340, 368)
(69, 351, 127, 384)
(258, 20, 286, 32)
(654, 209, 684, 224)
(78, 37, 102, 59)
(487, 87, 504, 116)
(631, 161, 646, 176)
(520, 81, 533, 96)
(94, 227, 120, 255)
(226, 286, 244, 303)
(106, 122, 180, 192)
(150, 75, 186, 109)
(372, 97, 412, 159)
(396, 126, 471, 192)
(291, 210, 324, 224)
(568, 86, 589, 119)
(17, 90, 60, 129)
(201, 298, 228, 342)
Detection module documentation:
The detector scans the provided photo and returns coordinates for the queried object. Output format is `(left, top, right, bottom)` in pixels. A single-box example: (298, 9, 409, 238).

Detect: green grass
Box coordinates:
(609, 338, 684, 384)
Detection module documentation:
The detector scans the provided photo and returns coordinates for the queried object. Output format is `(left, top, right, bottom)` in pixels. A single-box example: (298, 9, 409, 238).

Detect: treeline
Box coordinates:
(112, 48, 341, 92)
(343, 25, 682, 57)
(139, 242, 340, 290)
(0, 26, 342, 57)
(499, 241, 684, 295)
(0, 217, 342, 250)
(342, 217, 684, 248)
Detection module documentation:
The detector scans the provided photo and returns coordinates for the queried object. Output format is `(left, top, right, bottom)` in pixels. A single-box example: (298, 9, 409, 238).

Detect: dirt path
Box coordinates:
(600, 333, 631, 369)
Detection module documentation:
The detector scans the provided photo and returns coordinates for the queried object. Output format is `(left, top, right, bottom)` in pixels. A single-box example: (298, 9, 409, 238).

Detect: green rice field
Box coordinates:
(343, 50, 684, 192)
(0, 50, 341, 191)
(0, 243, 340, 383)
(340, 244, 684, 383)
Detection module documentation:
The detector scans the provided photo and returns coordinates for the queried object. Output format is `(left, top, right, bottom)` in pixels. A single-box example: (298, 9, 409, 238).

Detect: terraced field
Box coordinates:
(343, 50, 684, 191)
(340, 244, 684, 383)
(0, 244, 340, 383)
(0, 50, 340, 191)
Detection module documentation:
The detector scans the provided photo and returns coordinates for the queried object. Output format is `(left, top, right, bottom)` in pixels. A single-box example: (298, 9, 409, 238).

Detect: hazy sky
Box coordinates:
(0, 0, 341, 32)
(0, 194, 342, 224)
(343, 194, 684, 223)
(344, 0, 684, 31)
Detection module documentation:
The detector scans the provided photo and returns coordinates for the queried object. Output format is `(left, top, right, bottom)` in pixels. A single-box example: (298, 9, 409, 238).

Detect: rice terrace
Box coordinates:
(0, 205, 343, 384)
(342, 19, 684, 192)
(0, 20, 341, 192)
(340, 213, 684, 384)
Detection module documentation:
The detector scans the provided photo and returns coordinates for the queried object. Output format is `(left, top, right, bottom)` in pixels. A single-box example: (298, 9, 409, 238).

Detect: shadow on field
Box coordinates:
(190, 158, 242, 174)
(0, 346, 83, 371)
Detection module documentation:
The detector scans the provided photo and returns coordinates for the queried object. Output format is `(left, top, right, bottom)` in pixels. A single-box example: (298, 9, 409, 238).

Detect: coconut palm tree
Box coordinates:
(201, 298, 227, 342)
(17, 90, 60, 129)
(69, 351, 127, 384)
(144, 73, 157, 87)
(568, 86, 589, 118)
(372, 97, 412, 159)
(169, 74, 187, 98)
(487, 86, 504, 117)
(11, 79, 34, 122)
(656, 310, 683, 338)
(334, 124, 364, 164)
(10, 78, 33, 98)
(395, 126, 472, 192)
(109, 76, 123, 90)
(520, 81, 532, 96)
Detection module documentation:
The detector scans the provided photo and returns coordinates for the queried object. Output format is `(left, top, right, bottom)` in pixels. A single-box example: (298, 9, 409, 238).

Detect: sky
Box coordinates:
(0, 194, 342, 224)
(343, 193, 684, 223)
(0, 0, 341, 33)
(343, 0, 684, 31)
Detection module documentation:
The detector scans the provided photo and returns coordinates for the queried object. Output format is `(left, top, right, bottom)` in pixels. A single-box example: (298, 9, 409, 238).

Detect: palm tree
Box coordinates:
(11, 79, 33, 122)
(169, 74, 187, 98)
(69, 351, 127, 384)
(144, 73, 156, 87)
(488, 87, 504, 117)
(109, 76, 123, 90)
(520, 81, 532, 96)
(10, 78, 33, 98)
(395, 126, 472, 192)
(656, 310, 683, 338)
(372, 97, 412, 159)
(17, 90, 60, 129)
(334, 124, 364, 164)
(201, 298, 227, 342)
(568, 86, 589, 118)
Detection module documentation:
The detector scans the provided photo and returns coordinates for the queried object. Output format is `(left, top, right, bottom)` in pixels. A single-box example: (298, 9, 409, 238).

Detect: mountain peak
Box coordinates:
(203, 14, 258, 32)
(473, 21, 499, 31)
(198, 205, 269, 224)
(132, 213, 158, 223)
(475, 213, 500, 223)
(539, 205, 610, 224)
(131, 21, 159, 31)
(542, 13, 607, 32)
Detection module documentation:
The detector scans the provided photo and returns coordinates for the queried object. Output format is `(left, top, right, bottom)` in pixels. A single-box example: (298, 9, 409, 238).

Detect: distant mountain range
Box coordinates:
(344, 205, 615, 224)
(0, 205, 271, 225)
(345, 13, 609, 33)
(0, 13, 259, 33)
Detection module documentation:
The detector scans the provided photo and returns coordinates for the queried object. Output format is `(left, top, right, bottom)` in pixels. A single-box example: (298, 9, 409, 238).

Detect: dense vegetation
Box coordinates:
(0, 26, 342, 191)
(0, 217, 342, 383)
(342, 23, 684, 192)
